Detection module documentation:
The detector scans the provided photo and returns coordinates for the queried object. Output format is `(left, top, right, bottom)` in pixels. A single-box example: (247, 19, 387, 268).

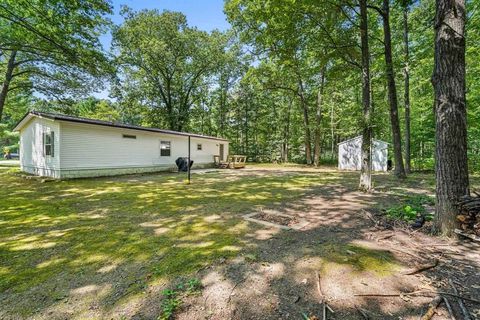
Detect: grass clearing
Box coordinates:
(1, 165, 478, 319)
(321, 243, 401, 276)
(0, 166, 342, 317)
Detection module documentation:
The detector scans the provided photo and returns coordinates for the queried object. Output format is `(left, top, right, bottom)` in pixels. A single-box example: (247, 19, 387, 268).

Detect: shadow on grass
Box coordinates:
(0, 168, 344, 317)
(0, 167, 479, 319)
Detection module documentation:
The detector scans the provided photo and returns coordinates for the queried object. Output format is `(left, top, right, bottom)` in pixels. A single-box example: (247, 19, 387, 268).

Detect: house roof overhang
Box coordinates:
(13, 111, 229, 142)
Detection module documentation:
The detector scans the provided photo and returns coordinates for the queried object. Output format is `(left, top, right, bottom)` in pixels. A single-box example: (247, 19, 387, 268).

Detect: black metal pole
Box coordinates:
(187, 135, 191, 184)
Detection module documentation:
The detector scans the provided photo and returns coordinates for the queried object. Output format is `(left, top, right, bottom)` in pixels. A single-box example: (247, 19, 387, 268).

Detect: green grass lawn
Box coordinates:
(0, 165, 477, 318)
(0, 166, 347, 317)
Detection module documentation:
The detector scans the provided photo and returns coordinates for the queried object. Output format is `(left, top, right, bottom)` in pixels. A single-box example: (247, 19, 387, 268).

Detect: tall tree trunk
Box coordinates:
(314, 70, 326, 166)
(382, 0, 406, 179)
(0, 50, 17, 122)
(219, 76, 230, 137)
(283, 98, 292, 163)
(359, 0, 373, 191)
(244, 97, 249, 156)
(403, 4, 412, 174)
(298, 79, 312, 165)
(432, 0, 469, 236)
(219, 84, 226, 136)
(330, 103, 335, 160)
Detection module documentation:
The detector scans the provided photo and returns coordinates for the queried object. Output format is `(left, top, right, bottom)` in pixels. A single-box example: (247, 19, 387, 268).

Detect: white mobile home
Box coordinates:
(14, 111, 229, 179)
(338, 136, 388, 172)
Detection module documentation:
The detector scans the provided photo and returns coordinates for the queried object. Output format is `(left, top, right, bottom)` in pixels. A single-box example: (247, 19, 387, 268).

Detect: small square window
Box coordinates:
(43, 131, 54, 157)
(197, 143, 202, 151)
(160, 141, 171, 156)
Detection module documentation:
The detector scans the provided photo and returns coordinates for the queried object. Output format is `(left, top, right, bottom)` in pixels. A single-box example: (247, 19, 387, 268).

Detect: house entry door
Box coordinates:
(219, 144, 224, 161)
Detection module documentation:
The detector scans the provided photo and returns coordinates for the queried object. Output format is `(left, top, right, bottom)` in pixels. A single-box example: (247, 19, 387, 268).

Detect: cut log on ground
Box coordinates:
(456, 194, 480, 236)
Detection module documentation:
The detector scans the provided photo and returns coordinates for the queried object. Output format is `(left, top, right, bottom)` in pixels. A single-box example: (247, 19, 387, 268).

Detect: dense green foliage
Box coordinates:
(385, 194, 435, 221)
(0, 122, 18, 153)
(0, 0, 113, 118)
(111, 8, 232, 131)
(1, 0, 479, 172)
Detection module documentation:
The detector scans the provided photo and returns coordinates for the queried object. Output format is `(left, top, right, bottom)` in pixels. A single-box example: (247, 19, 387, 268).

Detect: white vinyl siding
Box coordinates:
(338, 136, 362, 171)
(338, 136, 388, 172)
(59, 122, 226, 170)
(18, 115, 228, 178)
(371, 140, 388, 172)
(19, 117, 61, 177)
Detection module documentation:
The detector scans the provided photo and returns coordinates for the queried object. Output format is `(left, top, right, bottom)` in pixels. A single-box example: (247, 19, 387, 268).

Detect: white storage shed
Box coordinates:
(338, 136, 388, 172)
(13, 111, 229, 179)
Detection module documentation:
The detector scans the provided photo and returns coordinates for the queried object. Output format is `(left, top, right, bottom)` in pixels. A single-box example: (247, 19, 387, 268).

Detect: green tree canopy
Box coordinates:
(0, 0, 113, 121)
(112, 7, 228, 131)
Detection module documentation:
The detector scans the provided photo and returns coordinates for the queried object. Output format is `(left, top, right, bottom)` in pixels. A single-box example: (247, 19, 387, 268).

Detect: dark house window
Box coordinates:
(160, 141, 171, 156)
(197, 143, 202, 151)
(43, 131, 54, 157)
(123, 134, 136, 139)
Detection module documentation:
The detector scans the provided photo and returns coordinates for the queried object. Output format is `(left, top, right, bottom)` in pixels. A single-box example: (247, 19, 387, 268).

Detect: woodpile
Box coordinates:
(456, 193, 480, 236)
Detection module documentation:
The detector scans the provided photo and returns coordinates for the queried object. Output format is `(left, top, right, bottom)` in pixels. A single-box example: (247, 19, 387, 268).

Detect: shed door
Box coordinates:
(219, 144, 225, 161)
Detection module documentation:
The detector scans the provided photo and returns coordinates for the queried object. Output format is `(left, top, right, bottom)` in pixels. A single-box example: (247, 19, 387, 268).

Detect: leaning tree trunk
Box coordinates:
(382, 0, 406, 179)
(432, 0, 469, 236)
(359, 0, 373, 191)
(298, 79, 313, 165)
(403, 5, 412, 174)
(0, 50, 17, 122)
(314, 70, 326, 167)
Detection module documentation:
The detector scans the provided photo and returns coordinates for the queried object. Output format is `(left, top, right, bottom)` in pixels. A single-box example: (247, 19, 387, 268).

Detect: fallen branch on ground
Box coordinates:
(449, 278, 472, 320)
(388, 247, 424, 260)
(325, 304, 334, 314)
(355, 305, 369, 319)
(315, 271, 327, 320)
(354, 291, 480, 305)
(354, 290, 423, 298)
(362, 209, 379, 226)
(454, 229, 480, 243)
(436, 292, 480, 305)
(442, 296, 455, 320)
(377, 233, 394, 240)
(403, 259, 439, 275)
(420, 295, 442, 320)
(227, 278, 246, 303)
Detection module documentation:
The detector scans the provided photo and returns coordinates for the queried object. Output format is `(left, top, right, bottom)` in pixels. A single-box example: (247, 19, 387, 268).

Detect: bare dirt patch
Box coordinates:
(2, 166, 479, 320)
(243, 210, 309, 230)
(255, 212, 299, 226)
(174, 168, 480, 320)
